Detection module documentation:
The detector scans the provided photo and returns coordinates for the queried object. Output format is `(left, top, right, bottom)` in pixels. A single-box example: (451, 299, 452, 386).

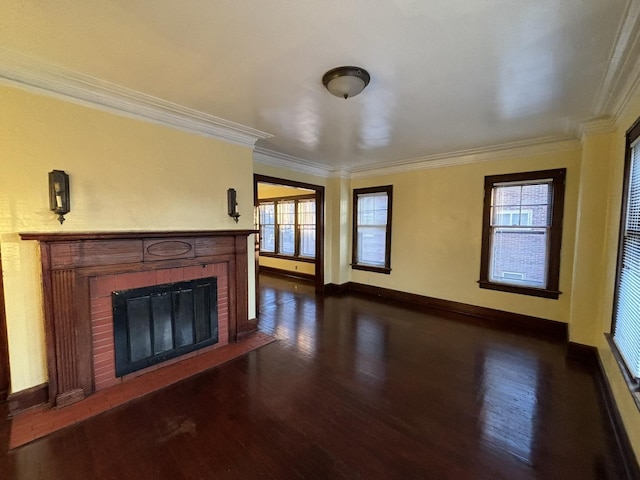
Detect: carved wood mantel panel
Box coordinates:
(20, 230, 257, 407)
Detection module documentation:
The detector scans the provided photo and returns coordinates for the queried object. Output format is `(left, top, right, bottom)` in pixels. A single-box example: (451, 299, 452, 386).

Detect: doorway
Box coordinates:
(253, 174, 325, 296)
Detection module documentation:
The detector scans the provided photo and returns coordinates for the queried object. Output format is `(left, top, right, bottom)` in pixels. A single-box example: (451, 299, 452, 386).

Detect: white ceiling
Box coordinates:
(1, 0, 639, 173)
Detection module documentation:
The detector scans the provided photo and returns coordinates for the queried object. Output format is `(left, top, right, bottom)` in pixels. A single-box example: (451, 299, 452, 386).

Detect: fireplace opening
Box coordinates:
(112, 277, 218, 377)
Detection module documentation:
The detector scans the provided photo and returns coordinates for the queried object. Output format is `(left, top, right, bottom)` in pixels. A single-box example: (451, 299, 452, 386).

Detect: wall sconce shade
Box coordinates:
(322, 66, 370, 99)
(227, 188, 240, 223)
(49, 170, 70, 224)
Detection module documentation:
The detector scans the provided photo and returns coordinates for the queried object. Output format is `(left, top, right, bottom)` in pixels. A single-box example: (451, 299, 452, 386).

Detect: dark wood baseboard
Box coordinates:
(323, 283, 348, 295)
(588, 347, 640, 480)
(259, 266, 315, 282)
(7, 383, 49, 416)
(332, 282, 567, 342)
(566, 342, 599, 366)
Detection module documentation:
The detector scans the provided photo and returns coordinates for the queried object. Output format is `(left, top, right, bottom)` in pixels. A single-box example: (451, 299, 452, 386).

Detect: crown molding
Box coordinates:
(578, 116, 618, 139)
(592, 0, 640, 115)
(350, 136, 581, 179)
(253, 147, 332, 178)
(0, 48, 272, 147)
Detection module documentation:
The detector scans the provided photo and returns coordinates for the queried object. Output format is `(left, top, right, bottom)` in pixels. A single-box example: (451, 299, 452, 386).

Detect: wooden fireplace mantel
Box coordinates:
(20, 230, 257, 407)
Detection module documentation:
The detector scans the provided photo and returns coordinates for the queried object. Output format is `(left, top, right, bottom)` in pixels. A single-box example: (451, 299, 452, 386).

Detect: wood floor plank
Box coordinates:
(0, 273, 631, 479)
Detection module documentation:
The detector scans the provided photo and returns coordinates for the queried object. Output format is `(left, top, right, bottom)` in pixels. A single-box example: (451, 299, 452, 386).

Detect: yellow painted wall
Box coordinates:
(0, 85, 255, 392)
(258, 256, 315, 275)
(257, 184, 313, 198)
(569, 132, 614, 345)
(350, 149, 580, 322)
(594, 85, 640, 464)
(328, 176, 351, 285)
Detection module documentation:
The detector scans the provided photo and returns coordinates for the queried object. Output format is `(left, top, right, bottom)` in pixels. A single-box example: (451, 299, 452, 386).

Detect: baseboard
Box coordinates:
(590, 348, 640, 480)
(566, 342, 599, 366)
(323, 283, 349, 295)
(259, 266, 315, 282)
(7, 383, 49, 416)
(336, 282, 568, 342)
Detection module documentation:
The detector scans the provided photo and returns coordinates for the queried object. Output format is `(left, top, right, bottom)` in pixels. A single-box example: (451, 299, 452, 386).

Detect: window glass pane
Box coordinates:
(300, 228, 316, 257)
(277, 201, 295, 255)
(259, 203, 275, 224)
(492, 186, 522, 207)
(279, 225, 295, 255)
(260, 225, 275, 252)
(298, 199, 316, 258)
(258, 203, 275, 252)
(521, 183, 549, 205)
(358, 226, 386, 266)
(358, 194, 387, 225)
(490, 228, 549, 288)
(277, 201, 295, 225)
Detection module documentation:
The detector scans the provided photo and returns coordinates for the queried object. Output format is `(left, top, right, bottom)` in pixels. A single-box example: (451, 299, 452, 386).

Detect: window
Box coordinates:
(479, 169, 566, 299)
(612, 118, 640, 383)
(298, 198, 316, 258)
(258, 202, 275, 252)
(352, 186, 393, 274)
(258, 196, 316, 260)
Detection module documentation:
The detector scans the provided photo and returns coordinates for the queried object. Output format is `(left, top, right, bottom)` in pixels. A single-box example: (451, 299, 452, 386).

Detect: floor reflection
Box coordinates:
(477, 346, 540, 464)
(354, 314, 387, 387)
(259, 274, 318, 359)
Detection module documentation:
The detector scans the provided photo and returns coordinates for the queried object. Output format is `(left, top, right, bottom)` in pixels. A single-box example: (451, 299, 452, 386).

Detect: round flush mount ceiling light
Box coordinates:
(322, 66, 370, 99)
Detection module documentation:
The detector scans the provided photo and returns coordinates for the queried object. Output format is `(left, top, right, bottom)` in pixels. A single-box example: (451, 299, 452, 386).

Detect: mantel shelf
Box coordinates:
(20, 230, 257, 242)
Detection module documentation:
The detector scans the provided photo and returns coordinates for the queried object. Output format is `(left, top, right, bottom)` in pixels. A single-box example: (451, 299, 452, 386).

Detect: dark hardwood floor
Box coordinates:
(0, 273, 630, 479)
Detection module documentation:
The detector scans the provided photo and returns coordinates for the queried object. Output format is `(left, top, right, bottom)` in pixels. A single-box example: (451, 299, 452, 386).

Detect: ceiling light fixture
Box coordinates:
(322, 66, 370, 99)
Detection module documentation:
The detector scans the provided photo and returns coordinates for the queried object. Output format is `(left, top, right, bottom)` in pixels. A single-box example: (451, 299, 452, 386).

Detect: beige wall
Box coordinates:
(350, 149, 581, 322)
(1, 86, 255, 392)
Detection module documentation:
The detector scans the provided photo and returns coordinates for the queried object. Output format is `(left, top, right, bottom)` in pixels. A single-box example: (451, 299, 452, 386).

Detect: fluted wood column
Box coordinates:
(50, 270, 85, 406)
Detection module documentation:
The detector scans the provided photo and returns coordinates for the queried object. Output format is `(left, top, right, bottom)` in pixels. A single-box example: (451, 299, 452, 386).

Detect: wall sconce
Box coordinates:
(227, 188, 240, 223)
(49, 170, 70, 224)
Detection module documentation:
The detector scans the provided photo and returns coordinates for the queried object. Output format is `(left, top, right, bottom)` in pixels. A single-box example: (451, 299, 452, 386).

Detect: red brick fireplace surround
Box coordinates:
(17, 230, 257, 411)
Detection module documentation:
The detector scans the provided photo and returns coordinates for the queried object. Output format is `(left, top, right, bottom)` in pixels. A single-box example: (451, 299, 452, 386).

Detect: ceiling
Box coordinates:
(1, 0, 639, 173)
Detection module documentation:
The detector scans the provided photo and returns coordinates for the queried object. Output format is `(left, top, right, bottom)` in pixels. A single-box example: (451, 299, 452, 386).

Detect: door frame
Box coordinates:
(254, 174, 325, 294)
(0, 251, 11, 402)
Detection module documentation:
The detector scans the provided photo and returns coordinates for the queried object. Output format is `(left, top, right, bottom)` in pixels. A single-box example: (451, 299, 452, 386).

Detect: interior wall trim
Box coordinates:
(593, 0, 640, 116)
(331, 282, 568, 341)
(7, 383, 49, 416)
(0, 251, 10, 403)
(253, 147, 331, 178)
(349, 136, 580, 179)
(0, 48, 272, 148)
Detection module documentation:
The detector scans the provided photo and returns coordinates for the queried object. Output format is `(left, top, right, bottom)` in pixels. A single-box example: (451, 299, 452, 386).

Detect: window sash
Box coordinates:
(488, 181, 552, 290)
(614, 138, 640, 379)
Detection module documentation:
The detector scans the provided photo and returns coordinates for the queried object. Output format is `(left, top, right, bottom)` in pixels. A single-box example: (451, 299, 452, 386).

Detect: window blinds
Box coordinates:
(614, 138, 640, 379)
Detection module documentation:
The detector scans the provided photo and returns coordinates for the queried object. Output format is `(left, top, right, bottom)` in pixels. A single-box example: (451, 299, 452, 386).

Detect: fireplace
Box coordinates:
(113, 277, 219, 377)
(20, 230, 257, 408)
